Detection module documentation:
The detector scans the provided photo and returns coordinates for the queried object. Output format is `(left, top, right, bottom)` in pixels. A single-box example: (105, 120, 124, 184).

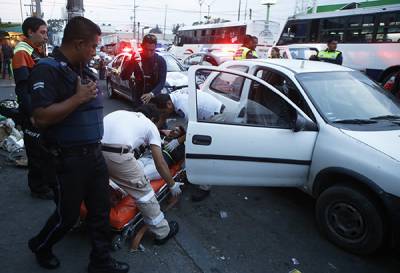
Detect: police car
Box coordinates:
(106, 52, 188, 100)
(185, 59, 400, 255)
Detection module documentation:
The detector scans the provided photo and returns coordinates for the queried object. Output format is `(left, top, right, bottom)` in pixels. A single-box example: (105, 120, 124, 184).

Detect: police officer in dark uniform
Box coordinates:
(27, 17, 129, 273)
(121, 34, 167, 109)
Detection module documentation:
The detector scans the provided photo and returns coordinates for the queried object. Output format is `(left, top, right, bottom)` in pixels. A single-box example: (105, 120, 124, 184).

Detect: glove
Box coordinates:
(169, 182, 184, 197)
(164, 139, 179, 152)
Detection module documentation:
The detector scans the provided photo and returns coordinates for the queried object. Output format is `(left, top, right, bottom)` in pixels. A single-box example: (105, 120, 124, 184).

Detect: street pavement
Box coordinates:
(0, 79, 399, 273)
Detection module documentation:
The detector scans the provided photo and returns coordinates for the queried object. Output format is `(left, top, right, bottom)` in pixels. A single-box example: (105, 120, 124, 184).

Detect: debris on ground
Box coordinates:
(0, 117, 27, 166)
(328, 262, 337, 270)
(219, 211, 228, 219)
(289, 269, 302, 273)
(291, 258, 300, 265)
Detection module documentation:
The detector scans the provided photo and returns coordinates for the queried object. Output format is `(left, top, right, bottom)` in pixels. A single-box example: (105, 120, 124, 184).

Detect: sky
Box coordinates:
(0, 0, 357, 33)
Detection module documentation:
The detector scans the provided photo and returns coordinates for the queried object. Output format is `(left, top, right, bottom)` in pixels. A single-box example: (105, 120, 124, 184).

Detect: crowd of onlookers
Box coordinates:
(0, 39, 14, 80)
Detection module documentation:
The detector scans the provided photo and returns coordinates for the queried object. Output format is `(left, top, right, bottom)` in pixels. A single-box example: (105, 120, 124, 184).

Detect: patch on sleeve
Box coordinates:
(33, 81, 44, 91)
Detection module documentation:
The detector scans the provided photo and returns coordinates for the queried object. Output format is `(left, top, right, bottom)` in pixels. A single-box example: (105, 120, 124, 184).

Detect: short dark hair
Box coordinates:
(62, 16, 101, 45)
(136, 104, 161, 122)
(272, 46, 280, 53)
(150, 94, 171, 109)
(244, 35, 253, 45)
(22, 17, 46, 37)
(327, 38, 338, 44)
(142, 34, 157, 45)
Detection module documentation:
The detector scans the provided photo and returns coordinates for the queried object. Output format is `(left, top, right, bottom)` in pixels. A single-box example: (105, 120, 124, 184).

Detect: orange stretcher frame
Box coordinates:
(79, 164, 182, 251)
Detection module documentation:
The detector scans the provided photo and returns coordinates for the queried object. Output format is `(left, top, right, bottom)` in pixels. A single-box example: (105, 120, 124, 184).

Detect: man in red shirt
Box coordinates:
(12, 17, 52, 199)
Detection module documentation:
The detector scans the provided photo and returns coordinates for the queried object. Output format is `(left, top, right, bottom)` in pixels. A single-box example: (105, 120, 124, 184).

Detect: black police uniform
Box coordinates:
(28, 47, 112, 265)
(121, 54, 167, 109)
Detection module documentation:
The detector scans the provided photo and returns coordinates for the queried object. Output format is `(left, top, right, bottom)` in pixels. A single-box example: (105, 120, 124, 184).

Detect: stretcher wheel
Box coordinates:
(111, 234, 124, 251)
(130, 225, 149, 252)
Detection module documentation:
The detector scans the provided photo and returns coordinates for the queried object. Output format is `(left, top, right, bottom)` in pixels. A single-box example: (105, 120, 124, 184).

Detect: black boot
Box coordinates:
(191, 188, 210, 202)
(154, 221, 179, 245)
(28, 238, 60, 269)
(88, 258, 129, 273)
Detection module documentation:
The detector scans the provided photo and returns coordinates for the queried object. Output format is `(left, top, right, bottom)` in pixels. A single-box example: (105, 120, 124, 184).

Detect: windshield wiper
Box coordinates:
(333, 119, 377, 124)
(370, 115, 400, 121)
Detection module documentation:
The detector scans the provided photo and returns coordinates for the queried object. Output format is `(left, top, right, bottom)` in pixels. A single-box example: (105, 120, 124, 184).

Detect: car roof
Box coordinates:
(222, 59, 354, 74)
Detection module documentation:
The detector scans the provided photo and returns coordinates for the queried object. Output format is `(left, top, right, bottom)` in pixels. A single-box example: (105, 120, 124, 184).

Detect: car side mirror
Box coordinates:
(293, 112, 318, 132)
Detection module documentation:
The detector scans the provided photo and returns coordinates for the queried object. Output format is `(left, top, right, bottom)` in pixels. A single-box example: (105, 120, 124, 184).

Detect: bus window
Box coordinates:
(376, 12, 400, 43)
(310, 19, 320, 42)
(277, 21, 309, 45)
(346, 15, 375, 43)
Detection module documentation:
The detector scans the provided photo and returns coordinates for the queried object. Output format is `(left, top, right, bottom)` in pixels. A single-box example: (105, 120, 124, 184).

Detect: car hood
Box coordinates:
(341, 129, 400, 162)
(166, 72, 188, 87)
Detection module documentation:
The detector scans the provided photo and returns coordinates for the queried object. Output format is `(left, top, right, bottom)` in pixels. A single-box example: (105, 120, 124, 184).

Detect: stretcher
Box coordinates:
(80, 164, 183, 251)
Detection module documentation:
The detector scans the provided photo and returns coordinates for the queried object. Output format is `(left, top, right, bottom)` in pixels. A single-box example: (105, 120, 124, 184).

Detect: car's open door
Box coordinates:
(185, 66, 319, 187)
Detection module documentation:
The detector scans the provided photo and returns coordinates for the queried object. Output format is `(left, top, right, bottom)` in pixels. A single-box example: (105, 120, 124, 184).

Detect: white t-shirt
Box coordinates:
(169, 89, 222, 121)
(102, 110, 161, 149)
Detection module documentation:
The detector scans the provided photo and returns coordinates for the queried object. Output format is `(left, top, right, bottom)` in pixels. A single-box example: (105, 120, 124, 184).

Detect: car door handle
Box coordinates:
(192, 135, 212, 146)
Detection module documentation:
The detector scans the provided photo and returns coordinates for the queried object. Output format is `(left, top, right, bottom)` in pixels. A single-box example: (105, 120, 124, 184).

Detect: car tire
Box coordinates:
(106, 80, 115, 99)
(316, 185, 386, 255)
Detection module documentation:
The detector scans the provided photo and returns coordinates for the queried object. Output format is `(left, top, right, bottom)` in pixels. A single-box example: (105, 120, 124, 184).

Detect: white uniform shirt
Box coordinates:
(102, 110, 161, 149)
(169, 89, 222, 121)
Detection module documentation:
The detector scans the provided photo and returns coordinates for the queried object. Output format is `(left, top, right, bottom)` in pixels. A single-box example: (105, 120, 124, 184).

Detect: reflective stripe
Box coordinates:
(14, 41, 34, 55)
(317, 50, 341, 60)
(144, 212, 165, 226)
(137, 189, 155, 203)
(234, 47, 251, 60)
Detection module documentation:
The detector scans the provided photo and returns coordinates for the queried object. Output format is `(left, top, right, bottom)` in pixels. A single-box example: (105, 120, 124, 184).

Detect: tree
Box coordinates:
(149, 24, 162, 34)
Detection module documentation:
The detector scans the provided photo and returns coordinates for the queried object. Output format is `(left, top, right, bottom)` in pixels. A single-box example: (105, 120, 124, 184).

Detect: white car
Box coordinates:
(184, 59, 400, 255)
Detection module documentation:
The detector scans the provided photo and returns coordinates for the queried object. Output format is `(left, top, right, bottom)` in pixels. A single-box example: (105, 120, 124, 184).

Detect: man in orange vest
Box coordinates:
(12, 17, 52, 199)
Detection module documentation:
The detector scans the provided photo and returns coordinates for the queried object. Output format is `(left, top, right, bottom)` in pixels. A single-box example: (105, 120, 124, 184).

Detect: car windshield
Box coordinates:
(162, 55, 183, 72)
(296, 71, 400, 123)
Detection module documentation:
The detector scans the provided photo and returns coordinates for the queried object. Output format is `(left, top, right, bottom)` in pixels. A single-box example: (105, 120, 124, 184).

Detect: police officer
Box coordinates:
(121, 34, 167, 109)
(234, 35, 258, 60)
(27, 17, 129, 273)
(317, 39, 343, 65)
(12, 17, 52, 199)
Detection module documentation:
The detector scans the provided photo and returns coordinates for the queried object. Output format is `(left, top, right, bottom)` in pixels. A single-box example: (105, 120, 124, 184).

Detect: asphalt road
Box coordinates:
(0, 79, 399, 273)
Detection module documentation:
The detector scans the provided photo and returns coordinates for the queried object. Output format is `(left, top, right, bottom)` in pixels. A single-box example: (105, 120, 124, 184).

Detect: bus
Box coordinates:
(170, 20, 280, 60)
(276, 3, 400, 84)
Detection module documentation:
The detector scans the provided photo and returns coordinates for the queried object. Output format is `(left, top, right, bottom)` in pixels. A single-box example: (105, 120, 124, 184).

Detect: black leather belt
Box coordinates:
(101, 145, 131, 154)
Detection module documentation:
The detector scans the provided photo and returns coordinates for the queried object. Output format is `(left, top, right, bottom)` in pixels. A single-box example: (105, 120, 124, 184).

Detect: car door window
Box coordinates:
(210, 70, 245, 101)
(197, 70, 295, 129)
(255, 68, 314, 120)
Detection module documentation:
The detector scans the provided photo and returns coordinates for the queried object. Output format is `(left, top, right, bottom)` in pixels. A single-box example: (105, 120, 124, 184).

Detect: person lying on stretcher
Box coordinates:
(101, 104, 183, 245)
(138, 126, 186, 181)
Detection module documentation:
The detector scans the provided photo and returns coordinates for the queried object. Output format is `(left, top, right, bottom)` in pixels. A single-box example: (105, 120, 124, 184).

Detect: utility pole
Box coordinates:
(35, 0, 42, 18)
(19, 0, 24, 22)
(137, 22, 140, 44)
(237, 0, 241, 21)
(249, 8, 252, 20)
(133, 0, 137, 42)
(198, 0, 205, 22)
(244, 0, 248, 21)
(163, 5, 168, 40)
(66, 0, 84, 20)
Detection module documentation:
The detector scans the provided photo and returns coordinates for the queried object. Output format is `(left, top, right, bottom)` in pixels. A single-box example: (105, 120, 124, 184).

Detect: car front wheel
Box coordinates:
(316, 185, 386, 255)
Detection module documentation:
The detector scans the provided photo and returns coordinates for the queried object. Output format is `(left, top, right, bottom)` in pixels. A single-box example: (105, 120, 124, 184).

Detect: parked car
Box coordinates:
(182, 51, 234, 69)
(268, 45, 319, 60)
(106, 52, 188, 100)
(184, 59, 400, 255)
